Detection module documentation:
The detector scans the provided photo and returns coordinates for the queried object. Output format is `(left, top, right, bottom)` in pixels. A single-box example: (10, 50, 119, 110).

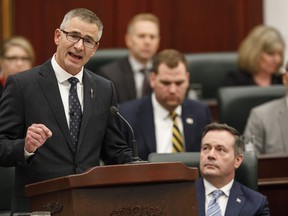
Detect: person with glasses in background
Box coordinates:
(0, 8, 133, 214)
(0, 36, 35, 97)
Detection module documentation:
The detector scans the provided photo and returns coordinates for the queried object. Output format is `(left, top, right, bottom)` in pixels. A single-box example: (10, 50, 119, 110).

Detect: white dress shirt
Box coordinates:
(151, 93, 185, 153)
(203, 178, 233, 216)
(128, 55, 152, 98)
(51, 55, 84, 127)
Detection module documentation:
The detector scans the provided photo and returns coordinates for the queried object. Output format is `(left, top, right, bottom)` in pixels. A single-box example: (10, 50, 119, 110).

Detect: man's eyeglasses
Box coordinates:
(60, 30, 99, 49)
(3, 56, 31, 63)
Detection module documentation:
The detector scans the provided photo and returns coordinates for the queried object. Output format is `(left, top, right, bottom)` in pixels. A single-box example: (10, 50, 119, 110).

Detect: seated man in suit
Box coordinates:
(196, 122, 269, 216)
(119, 49, 212, 160)
(244, 71, 288, 155)
(98, 13, 160, 103)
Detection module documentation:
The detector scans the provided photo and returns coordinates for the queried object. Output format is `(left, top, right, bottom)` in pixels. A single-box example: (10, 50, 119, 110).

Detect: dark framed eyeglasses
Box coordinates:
(60, 29, 99, 49)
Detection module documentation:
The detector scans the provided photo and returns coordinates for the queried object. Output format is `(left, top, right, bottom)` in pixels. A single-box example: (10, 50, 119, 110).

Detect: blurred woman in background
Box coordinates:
(224, 25, 285, 86)
(0, 36, 35, 96)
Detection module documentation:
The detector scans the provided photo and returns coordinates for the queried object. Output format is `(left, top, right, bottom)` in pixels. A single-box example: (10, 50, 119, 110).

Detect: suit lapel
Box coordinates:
(76, 70, 95, 150)
(121, 58, 136, 99)
(182, 100, 194, 151)
(195, 178, 206, 216)
(139, 97, 157, 153)
(225, 181, 245, 216)
(38, 60, 74, 149)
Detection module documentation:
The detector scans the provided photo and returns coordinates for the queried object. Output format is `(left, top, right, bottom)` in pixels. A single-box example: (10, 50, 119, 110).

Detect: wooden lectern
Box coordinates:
(25, 162, 198, 216)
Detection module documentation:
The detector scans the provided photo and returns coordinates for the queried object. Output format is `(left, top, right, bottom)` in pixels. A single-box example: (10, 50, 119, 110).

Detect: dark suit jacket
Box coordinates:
(97, 57, 151, 103)
(195, 178, 270, 216)
(119, 96, 212, 160)
(0, 59, 133, 211)
(223, 68, 282, 86)
(0, 83, 3, 98)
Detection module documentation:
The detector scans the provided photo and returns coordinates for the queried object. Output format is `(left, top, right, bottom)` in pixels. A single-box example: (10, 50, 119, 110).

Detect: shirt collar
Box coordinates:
(51, 54, 84, 84)
(128, 55, 152, 73)
(203, 178, 234, 198)
(151, 93, 182, 120)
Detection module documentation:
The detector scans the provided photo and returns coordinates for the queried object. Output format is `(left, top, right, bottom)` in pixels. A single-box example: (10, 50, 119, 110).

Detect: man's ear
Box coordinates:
(149, 72, 156, 88)
(234, 154, 243, 169)
(54, 29, 62, 46)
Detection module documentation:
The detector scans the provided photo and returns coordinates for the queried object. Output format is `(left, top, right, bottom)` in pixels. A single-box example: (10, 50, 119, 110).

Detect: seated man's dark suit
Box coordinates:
(195, 178, 270, 216)
(97, 57, 151, 103)
(119, 95, 212, 160)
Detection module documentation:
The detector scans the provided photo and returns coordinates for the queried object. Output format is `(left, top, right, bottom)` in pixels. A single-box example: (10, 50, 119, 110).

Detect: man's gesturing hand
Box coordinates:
(25, 124, 53, 153)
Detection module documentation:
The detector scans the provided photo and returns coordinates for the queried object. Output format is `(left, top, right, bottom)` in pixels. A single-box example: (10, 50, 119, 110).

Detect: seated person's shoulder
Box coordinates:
(119, 97, 145, 112)
(98, 57, 129, 75)
(252, 97, 284, 114)
(185, 98, 209, 109)
(271, 72, 283, 84)
(223, 68, 252, 86)
(238, 181, 267, 201)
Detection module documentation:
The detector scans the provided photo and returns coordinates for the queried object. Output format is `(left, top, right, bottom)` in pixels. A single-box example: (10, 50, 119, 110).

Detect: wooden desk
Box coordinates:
(258, 154, 288, 215)
(26, 162, 198, 215)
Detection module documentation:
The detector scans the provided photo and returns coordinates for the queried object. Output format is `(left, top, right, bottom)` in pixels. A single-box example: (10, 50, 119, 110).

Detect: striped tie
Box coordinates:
(169, 111, 184, 152)
(207, 190, 224, 216)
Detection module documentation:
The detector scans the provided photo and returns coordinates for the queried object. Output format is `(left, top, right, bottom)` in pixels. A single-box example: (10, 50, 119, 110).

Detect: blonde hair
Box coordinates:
(1, 36, 35, 65)
(237, 25, 285, 74)
(127, 13, 160, 34)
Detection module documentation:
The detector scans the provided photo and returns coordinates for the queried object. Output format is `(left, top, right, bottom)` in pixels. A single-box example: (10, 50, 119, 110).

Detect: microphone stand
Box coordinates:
(110, 106, 147, 163)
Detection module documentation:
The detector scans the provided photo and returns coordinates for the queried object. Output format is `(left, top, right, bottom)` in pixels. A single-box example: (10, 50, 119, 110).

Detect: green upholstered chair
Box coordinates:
(85, 48, 128, 74)
(185, 52, 237, 100)
(148, 152, 258, 191)
(0, 167, 14, 216)
(217, 85, 286, 134)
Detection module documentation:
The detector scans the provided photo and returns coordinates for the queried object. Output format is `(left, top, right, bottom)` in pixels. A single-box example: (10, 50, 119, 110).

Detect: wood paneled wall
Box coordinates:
(10, 0, 262, 65)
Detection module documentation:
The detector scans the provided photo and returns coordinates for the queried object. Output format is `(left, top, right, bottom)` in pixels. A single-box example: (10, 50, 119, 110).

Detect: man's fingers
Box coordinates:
(25, 124, 53, 152)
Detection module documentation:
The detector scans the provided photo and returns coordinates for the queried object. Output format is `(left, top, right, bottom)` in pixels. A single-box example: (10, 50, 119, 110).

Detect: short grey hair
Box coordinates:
(60, 8, 103, 41)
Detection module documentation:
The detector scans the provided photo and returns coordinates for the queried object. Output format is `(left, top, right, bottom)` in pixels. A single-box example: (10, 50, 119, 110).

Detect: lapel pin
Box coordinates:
(236, 198, 241, 203)
(186, 118, 193, 124)
(90, 89, 94, 99)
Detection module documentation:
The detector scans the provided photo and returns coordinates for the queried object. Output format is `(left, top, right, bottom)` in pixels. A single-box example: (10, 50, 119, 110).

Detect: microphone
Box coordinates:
(110, 106, 144, 163)
(69, 111, 74, 117)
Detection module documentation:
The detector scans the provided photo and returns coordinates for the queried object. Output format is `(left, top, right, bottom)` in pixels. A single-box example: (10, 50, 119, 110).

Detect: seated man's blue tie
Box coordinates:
(207, 190, 224, 216)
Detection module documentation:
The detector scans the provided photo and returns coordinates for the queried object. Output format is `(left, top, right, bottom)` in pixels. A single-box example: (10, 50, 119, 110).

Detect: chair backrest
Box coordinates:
(148, 152, 258, 191)
(217, 85, 286, 134)
(85, 48, 129, 73)
(0, 167, 14, 215)
(185, 52, 237, 100)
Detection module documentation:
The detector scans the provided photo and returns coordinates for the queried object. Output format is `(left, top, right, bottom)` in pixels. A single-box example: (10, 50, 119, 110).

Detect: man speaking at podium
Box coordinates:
(0, 8, 133, 213)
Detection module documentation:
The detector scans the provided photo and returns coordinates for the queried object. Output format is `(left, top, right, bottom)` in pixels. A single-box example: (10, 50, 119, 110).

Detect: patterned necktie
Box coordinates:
(169, 111, 184, 152)
(207, 190, 224, 216)
(68, 77, 82, 147)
